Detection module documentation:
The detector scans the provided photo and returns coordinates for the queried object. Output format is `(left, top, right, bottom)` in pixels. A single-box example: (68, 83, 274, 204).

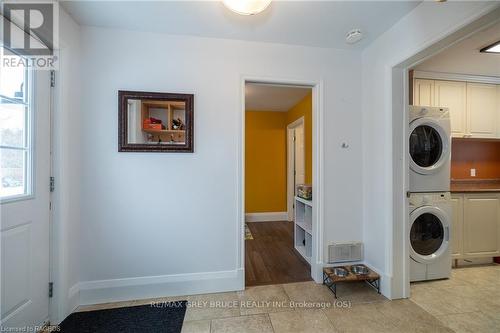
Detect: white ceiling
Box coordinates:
(415, 20, 500, 77)
(245, 83, 311, 112)
(61, 1, 421, 50)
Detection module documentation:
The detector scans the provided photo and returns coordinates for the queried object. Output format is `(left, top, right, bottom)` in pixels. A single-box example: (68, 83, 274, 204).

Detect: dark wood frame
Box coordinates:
(118, 90, 194, 153)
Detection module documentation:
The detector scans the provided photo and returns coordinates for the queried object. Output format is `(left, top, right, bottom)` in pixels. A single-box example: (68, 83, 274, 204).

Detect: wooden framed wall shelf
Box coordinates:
(118, 91, 194, 152)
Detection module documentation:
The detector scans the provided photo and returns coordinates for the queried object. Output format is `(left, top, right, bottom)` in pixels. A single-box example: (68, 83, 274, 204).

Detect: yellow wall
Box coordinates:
(245, 111, 287, 213)
(245, 93, 312, 213)
(287, 92, 312, 184)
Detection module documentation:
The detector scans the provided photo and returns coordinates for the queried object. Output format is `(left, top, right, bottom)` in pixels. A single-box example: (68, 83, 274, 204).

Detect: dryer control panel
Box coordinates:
(409, 192, 451, 208)
(409, 105, 449, 122)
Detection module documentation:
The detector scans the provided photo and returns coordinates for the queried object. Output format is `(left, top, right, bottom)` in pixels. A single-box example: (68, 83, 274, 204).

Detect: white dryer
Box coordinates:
(409, 192, 451, 282)
(409, 106, 451, 193)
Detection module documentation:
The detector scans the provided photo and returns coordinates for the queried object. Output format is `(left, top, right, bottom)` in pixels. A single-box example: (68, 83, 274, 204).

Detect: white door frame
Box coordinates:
(239, 76, 324, 285)
(390, 8, 500, 299)
(287, 117, 305, 222)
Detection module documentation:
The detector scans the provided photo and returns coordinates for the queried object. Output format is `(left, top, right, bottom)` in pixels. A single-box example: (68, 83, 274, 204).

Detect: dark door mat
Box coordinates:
(59, 301, 187, 333)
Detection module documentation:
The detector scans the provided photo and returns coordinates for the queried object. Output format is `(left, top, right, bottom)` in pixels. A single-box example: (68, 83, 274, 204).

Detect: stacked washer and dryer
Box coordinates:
(408, 105, 452, 282)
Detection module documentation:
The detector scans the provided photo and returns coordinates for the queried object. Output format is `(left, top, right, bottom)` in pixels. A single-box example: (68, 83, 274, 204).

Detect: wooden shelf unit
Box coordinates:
(141, 101, 186, 143)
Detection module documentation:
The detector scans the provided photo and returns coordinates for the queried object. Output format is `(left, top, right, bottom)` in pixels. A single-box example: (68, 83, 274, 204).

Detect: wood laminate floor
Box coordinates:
(245, 221, 312, 287)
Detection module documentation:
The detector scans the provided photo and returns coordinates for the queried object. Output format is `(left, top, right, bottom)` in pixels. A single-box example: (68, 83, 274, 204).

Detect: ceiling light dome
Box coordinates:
(223, 0, 272, 15)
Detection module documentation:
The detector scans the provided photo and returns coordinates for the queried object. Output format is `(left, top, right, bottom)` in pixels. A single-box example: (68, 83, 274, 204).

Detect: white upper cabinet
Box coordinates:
(413, 79, 500, 139)
(413, 79, 434, 107)
(467, 82, 498, 138)
(434, 80, 467, 137)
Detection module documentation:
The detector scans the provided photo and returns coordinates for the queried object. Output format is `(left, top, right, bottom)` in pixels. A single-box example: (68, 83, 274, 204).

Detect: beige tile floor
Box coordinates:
(76, 264, 500, 333)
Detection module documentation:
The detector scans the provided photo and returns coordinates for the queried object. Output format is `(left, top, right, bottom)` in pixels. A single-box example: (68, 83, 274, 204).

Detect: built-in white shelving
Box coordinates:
(294, 196, 312, 264)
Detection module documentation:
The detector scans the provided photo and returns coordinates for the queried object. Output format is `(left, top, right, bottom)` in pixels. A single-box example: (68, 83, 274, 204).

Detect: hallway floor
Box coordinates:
(245, 221, 312, 286)
(76, 264, 500, 333)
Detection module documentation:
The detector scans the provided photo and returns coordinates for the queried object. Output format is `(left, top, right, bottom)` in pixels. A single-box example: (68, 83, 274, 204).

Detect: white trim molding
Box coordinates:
(77, 269, 243, 306)
(414, 70, 500, 85)
(67, 284, 80, 314)
(245, 212, 288, 222)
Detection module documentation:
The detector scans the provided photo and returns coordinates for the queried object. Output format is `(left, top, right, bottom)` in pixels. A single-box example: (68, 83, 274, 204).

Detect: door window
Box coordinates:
(410, 213, 444, 256)
(409, 125, 443, 168)
(0, 51, 32, 200)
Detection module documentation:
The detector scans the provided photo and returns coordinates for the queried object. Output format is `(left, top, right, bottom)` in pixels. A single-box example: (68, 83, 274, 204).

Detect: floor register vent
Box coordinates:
(328, 242, 363, 263)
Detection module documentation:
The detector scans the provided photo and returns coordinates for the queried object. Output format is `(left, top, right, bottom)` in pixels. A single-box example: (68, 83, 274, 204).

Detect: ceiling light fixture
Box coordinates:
(480, 40, 500, 54)
(223, 0, 272, 15)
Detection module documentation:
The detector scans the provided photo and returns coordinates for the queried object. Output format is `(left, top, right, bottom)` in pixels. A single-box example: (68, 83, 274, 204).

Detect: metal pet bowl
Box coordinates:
(332, 267, 349, 277)
(351, 264, 369, 275)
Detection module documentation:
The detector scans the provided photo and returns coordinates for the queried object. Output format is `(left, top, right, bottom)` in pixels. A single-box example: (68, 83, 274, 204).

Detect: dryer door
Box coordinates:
(409, 118, 450, 175)
(410, 206, 450, 264)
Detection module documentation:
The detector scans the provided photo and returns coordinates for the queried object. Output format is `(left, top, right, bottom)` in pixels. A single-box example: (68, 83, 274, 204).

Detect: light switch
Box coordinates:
(470, 168, 476, 177)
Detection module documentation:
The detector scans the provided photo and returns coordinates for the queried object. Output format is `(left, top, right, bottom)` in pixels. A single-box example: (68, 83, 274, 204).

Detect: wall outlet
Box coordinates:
(470, 168, 476, 177)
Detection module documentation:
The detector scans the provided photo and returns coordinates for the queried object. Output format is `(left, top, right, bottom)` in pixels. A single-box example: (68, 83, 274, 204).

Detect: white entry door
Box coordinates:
(1, 52, 51, 329)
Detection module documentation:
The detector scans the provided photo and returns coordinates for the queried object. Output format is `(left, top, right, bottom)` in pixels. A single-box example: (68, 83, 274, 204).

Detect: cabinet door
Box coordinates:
(450, 194, 464, 258)
(497, 85, 500, 138)
(435, 80, 467, 137)
(413, 79, 435, 107)
(467, 83, 498, 138)
(463, 193, 500, 256)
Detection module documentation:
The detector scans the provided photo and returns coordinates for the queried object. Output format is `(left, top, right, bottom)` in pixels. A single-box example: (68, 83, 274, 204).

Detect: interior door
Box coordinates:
(1, 56, 51, 329)
(294, 125, 305, 187)
(287, 121, 305, 221)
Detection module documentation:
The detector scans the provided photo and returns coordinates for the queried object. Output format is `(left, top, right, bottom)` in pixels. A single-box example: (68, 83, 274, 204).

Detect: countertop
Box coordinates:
(451, 179, 500, 193)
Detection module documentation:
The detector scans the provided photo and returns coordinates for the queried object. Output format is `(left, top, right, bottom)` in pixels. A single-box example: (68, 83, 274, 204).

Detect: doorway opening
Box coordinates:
(243, 82, 314, 286)
(390, 8, 500, 298)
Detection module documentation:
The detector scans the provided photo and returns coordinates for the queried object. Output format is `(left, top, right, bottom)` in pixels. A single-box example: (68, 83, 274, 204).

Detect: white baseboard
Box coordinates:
(245, 212, 288, 222)
(68, 284, 80, 313)
(77, 269, 244, 306)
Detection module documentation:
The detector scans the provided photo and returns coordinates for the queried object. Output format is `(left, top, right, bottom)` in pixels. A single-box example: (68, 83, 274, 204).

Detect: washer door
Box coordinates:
(409, 118, 450, 175)
(409, 206, 450, 264)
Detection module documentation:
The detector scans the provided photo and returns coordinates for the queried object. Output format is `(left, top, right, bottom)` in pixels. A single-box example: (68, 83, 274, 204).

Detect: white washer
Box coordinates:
(409, 192, 451, 282)
(409, 106, 451, 193)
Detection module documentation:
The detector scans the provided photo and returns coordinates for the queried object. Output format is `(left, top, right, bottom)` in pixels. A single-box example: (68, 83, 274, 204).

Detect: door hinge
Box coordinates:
(50, 70, 56, 87)
(49, 282, 53, 298)
(50, 176, 55, 192)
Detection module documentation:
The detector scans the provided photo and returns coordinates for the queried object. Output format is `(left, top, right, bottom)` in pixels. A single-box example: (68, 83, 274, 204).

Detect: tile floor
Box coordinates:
(76, 264, 500, 333)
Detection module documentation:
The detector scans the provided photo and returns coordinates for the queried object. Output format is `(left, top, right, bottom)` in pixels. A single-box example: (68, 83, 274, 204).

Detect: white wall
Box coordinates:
(51, 6, 82, 323)
(415, 20, 500, 77)
(361, 1, 499, 298)
(76, 27, 363, 304)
